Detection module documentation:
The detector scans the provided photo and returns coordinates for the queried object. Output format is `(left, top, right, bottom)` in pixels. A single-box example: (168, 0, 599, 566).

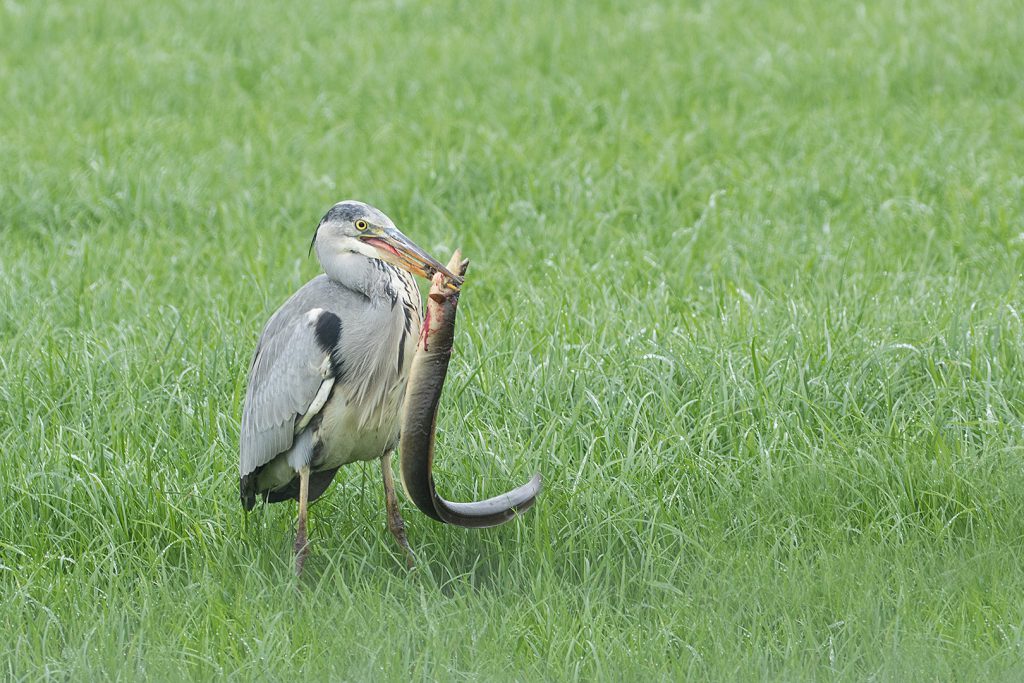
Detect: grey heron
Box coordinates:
(240, 200, 462, 574)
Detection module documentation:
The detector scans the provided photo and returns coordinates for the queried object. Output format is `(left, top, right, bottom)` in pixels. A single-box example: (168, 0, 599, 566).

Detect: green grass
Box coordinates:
(2, 0, 1024, 679)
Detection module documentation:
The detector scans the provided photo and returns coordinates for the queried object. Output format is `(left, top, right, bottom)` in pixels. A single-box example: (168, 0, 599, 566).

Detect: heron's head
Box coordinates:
(312, 200, 462, 288)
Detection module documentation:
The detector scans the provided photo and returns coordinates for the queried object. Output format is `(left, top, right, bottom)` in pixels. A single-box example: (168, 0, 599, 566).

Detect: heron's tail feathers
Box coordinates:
(240, 474, 257, 511)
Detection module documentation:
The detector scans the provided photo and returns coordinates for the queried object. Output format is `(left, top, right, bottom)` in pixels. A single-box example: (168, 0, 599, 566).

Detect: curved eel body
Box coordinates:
(399, 251, 542, 528)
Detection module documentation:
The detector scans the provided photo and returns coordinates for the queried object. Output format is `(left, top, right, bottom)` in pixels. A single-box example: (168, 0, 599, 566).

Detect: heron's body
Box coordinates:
(241, 271, 421, 508)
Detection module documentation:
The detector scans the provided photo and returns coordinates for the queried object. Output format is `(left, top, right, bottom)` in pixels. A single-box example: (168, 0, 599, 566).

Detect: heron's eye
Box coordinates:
(355, 220, 369, 231)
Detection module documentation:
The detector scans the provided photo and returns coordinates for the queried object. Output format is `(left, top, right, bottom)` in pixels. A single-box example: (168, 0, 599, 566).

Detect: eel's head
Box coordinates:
(420, 252, 470, 353)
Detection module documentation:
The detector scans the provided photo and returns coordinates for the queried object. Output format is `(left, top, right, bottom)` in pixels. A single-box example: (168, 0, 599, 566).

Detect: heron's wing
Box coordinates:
(240, 307, 342, 477)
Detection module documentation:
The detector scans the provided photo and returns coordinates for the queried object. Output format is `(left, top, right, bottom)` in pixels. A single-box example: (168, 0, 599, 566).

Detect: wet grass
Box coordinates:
(2, 0, 1024, 679)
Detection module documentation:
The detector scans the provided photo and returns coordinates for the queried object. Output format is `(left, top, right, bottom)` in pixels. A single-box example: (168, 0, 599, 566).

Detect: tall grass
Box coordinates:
(2, 0, 1023, 679)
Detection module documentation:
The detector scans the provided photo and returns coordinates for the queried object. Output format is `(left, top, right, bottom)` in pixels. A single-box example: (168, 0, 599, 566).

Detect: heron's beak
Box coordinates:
(364, 228, 463, 290)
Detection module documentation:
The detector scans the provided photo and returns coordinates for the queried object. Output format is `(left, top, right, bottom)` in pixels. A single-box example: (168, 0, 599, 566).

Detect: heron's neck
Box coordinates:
(320, 251, 410, 307)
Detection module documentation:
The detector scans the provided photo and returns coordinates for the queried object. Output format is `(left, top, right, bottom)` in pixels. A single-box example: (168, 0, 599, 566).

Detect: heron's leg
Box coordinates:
(381, 453, 415, 568)
(294, 465, 311, 576)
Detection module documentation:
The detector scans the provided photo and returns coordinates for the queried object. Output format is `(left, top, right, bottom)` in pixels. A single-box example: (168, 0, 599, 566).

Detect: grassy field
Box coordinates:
(2, 0, 1024, 679)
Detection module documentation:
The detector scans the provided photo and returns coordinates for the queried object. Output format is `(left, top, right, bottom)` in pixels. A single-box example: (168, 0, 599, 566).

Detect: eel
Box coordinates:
(399, 250, 542, 528)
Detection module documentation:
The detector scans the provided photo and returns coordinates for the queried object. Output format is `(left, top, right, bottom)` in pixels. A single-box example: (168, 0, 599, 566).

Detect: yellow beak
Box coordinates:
(363, 228, 463, 290)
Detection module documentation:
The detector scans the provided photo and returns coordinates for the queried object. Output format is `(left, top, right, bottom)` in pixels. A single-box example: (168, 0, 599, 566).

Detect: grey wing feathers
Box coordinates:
(240, 308, 337, 477)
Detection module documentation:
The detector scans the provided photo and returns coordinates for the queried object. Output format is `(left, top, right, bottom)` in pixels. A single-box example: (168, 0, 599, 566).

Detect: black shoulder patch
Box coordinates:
(313, 311, 346, 379)
(313, 310, 342, 352)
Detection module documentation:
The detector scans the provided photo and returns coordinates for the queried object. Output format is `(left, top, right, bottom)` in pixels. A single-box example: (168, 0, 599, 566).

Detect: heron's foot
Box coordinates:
(294, 524, 310, 577)
(387, 507, 416, 570)
(294, 465, 312, 577)
(380, 452, 415, 569)
(294, 546, 309, 577)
